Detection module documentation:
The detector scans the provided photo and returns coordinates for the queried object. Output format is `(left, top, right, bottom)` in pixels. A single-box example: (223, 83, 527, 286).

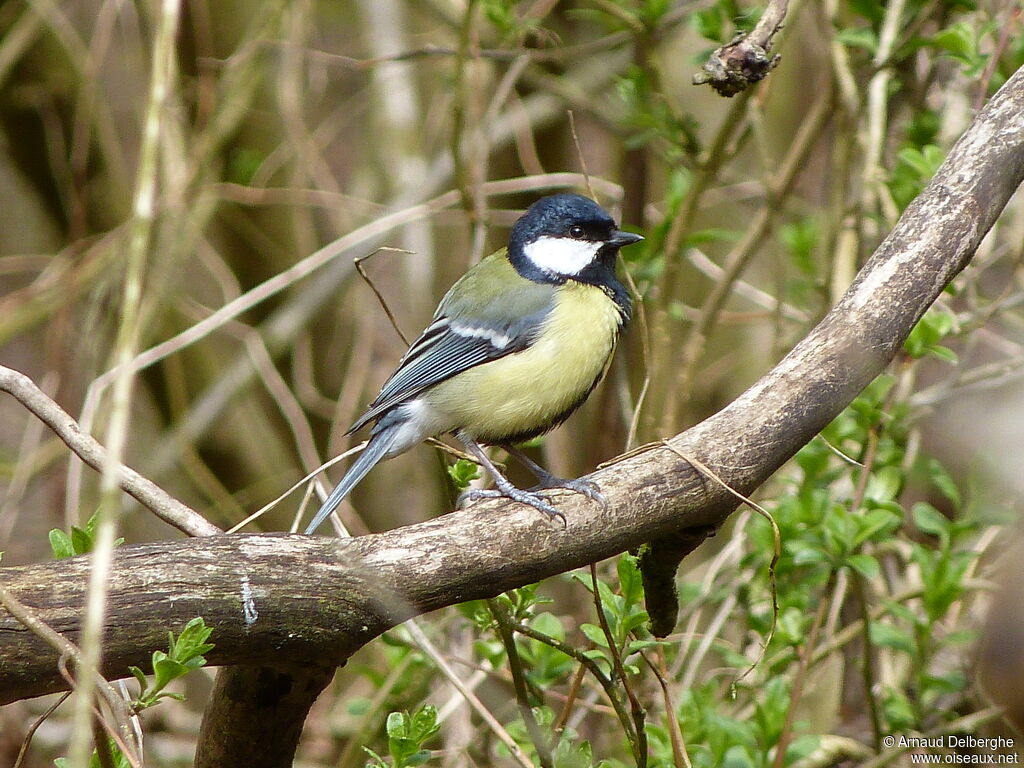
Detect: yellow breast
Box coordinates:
(425, 282, 624, 443)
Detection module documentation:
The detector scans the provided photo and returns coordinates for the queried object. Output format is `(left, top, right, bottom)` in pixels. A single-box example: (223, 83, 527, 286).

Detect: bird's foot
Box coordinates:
(458, 486, 566, 527)
(529, 475, 606, 509)
(499, 445, 605, 508)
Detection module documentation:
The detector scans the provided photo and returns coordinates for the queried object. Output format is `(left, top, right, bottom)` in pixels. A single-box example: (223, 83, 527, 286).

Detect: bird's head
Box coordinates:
(508, 194, 643, 283)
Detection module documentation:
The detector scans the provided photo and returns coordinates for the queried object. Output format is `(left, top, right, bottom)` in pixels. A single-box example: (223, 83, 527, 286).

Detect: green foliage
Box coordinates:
(129, 617, 215, 709)
(887, 145, 946, 212)
(226, 147, 265, 186)
(692, 0, 759, 44)
(573, 555, 655, 665)
(446, 458, 481, 492)
(779, 217, 820, 279)
(615, 66, 700, 161)
(49, 511, 124, 559)
(904, 308, 958, 363)
(363, 706, 440, 768)
(54, 743, 131, 768)
(930, 20, 994, 77)
(54, 618, 213, 768)
(518, 612, 574, 685)
(480, 0, 541, 43)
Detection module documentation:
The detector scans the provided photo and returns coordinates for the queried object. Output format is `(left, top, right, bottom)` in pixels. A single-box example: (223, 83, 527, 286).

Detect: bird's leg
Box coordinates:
(501, 444, 606, 507)
(455, 433, 565, 524)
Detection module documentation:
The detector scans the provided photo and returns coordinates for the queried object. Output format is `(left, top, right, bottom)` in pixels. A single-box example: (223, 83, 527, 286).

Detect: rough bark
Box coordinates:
(194, 665, 336, 768)
(1, 62, 1023, 768)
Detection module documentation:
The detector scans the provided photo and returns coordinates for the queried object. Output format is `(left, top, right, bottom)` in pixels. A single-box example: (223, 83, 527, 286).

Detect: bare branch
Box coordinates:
(0, 366, 220, 538)
(693, 0, 788, 96)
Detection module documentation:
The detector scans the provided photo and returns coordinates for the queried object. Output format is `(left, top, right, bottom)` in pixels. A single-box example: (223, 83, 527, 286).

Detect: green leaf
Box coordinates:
(889, 146, 946, 211)
(406, 749, 432, 767)
(169, 617, 215, 665)
(693, 6, 728, 43)
(625, 638, 661, 655)
(447, 459, 480, 493)
(785, 735, 822, 764)
(869, 621, 915, 655)
(386, 711, 408, 739)
(152, 653, 189, 692)
(616, 553, 644, 606)
(580, 623, 608, 647)
(912, 502, 950, 542)
(865, 466, 902, 504)
(835, 27, 878, 54)
(853, 508, 901, 546)
(722, 743, 757, 768)
(848, 0, 884, 24)
(132, 617, 214, 710)
(128, 665, 148, 690)
(922, 669, 967, 695)
(776, 607, 807, 645)
(409, 705, 439, 742)
(931, 22, 976, 58)
(530, 611, 566, 643)
(552, 738, 595, 768)
(683, 228, 741, 246)
(48, 512, 124, 559)
(622, 608, 651, 634)
(779, 217, 820, 276)
(927, 459, 962, 507)
(49, 529, 75, 560)
(926, 345, 959, 364)
(882, 687, 917, 731)
(790, 543, 828, 566)
(846, 553, 881, 579)
(70, 525, 92, 555)
(346, 697, 371, 716)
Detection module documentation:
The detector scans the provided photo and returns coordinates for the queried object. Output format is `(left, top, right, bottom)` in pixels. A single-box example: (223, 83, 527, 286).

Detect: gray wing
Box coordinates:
(346, 309, 548, 434)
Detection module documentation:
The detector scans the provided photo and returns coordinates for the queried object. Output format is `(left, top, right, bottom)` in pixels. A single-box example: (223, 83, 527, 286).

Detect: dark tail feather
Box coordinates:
(304, 429, 397, 534)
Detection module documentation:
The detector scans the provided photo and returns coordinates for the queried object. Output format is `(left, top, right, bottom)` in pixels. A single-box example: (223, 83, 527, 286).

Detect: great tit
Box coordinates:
(304, 193, 643, 534)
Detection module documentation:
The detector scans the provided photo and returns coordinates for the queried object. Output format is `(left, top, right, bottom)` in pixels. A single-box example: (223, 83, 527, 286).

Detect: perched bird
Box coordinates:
(305, 193, 643, 534)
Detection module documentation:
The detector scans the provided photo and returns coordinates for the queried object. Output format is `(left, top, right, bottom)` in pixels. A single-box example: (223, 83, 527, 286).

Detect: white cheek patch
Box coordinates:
(523, 236, 601, 277)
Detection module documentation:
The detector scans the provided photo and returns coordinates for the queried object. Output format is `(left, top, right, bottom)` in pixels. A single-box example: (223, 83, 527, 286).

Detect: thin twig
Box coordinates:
(552, 663, 586, 734)
(589, 563, 647, 766)
(354, 248, 414, 346)
(401, 622, 535, 768)
(975, 5, 1021, 111)
(13, 691, 72, 768)
(0, 585, 140, 765)
(769, 575, 832, 768)
(566, 110, 594, 201)
(641, 648, 691, 768)
(488, 599, 553, 768)
(508, 617, 640, 752)
(0, 366, 219, 538)
(658, 441, 780, 680)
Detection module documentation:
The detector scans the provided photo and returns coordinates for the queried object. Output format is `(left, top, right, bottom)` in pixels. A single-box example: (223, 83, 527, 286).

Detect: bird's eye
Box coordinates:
(569, 225, 585, 239)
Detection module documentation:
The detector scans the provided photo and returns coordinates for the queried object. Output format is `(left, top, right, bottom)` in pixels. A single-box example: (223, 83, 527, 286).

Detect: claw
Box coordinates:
(458, 487, 567, 526)
(530, 476, 607, 509)
(500, 443, 605, 509)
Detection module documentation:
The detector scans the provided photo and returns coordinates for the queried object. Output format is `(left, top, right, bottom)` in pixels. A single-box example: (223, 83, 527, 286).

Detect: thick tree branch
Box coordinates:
(1, 64, 1023, 768)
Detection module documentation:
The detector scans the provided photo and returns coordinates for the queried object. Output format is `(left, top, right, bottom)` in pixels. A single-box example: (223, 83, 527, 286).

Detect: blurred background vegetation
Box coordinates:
(1, 0, 1024, 765)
